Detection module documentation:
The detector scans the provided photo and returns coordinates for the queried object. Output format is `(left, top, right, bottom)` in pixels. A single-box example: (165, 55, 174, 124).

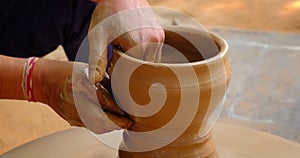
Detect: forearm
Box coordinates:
(0, 55, 26, 100)
(0, 55, 73, 105)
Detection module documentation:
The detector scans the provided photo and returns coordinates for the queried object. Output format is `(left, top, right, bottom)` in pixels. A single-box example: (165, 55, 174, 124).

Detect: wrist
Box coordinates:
(33, 58, 73, 105)
(32, 58, 49, 104)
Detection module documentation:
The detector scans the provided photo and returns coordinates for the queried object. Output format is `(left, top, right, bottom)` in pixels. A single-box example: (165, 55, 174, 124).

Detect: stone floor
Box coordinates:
(208, 26, 300, 143)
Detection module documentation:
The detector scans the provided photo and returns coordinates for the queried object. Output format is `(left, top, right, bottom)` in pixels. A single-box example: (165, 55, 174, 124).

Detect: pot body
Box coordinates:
(109, 26, 231, 158)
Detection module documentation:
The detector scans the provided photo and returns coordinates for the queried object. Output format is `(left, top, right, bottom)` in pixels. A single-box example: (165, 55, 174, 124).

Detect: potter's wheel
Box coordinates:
(1, 122, 299, 158)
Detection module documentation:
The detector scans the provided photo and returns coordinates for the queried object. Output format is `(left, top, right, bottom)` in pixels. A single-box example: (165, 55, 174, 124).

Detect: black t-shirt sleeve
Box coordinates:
(0, 0, 95, 61)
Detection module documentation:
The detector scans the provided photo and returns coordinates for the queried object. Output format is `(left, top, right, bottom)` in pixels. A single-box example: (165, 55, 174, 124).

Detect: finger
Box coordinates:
(88, 5, 109, 83)
(112, 27, 165, 62)
(141, 27, 164, 62)
(95, 82, 126, 116)
(104, 110, 133, 129)
(99, 75, 113, 95)
(88, 29, 108, 83)
(111, 31, 137, 53)
(143, 42, 163, 62)
(64, 64, 131, 134)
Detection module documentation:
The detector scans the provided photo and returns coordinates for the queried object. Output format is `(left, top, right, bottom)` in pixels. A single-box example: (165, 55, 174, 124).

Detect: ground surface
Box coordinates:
(149, 0, 300, 34)
(1, 0, 300, 154)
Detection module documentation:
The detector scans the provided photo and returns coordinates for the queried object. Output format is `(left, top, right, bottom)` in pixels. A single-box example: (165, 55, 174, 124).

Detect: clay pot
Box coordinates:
(108, 26, 231, 158)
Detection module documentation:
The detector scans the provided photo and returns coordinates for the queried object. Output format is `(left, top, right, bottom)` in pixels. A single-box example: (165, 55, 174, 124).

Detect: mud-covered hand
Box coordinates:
(42, 60, 132, 134)
(88, 0, 165, 83)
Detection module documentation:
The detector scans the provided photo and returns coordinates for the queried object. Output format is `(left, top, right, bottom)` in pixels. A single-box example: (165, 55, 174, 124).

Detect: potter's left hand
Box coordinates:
(40, 60, 132, 134)
(88, 0, 165, 83)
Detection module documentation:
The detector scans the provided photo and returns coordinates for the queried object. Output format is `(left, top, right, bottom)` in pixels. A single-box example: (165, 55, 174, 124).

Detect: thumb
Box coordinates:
(88, 21, 109, 83)
(88, 4, 110, 83)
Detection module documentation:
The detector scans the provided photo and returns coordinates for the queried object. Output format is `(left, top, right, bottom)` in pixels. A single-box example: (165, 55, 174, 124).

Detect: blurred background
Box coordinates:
(1, 0, 299, 154)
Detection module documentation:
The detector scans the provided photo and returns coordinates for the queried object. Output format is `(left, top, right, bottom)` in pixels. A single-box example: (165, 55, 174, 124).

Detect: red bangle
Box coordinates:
(21, 57, 39, 102)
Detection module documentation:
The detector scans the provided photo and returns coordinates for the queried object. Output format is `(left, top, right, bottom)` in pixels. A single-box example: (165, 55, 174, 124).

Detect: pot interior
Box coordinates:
(161, 28, 220, 63)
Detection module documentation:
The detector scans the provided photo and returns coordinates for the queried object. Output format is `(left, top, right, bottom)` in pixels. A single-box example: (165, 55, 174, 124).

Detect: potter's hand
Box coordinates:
(43, 60, 132, 134)
(88, 0, 165, 83)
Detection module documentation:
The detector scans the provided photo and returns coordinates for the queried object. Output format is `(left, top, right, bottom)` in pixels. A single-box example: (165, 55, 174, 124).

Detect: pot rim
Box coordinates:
(113, 26, 228, 67)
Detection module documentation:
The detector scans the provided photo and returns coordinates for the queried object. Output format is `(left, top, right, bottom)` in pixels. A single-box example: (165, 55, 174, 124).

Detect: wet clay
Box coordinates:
(109, 26, 231, 158)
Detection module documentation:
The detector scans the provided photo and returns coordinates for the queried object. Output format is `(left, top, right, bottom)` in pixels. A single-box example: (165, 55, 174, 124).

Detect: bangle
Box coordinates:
(21, 57, 39, 102)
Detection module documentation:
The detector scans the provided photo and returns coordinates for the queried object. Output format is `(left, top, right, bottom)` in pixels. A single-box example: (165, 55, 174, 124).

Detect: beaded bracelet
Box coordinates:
(21, 57, 39, 102)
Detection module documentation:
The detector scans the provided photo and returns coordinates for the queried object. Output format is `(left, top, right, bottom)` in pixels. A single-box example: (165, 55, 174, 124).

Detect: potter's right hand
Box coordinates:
(88, 0, 165, 83)
(36, 59, 132, 134)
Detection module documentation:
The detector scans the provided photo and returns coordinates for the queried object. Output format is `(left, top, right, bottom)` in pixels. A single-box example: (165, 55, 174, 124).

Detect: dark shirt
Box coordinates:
(0, 0, 96, 61)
